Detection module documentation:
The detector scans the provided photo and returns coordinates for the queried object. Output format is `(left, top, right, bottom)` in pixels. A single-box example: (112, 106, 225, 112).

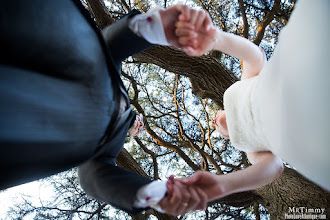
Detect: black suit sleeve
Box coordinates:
(101, 10, 153, 67)
(78, 159, 152, 215)
(78, 109, 152, 215)
(78, 11, 154, 215)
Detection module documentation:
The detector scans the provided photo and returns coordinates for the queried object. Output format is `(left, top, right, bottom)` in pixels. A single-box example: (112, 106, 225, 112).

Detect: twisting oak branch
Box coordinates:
(123, 68, 202, 171)
(134, 46, 238, 108)
(134, 137, 160, 180)
(253, 0, 281, 45)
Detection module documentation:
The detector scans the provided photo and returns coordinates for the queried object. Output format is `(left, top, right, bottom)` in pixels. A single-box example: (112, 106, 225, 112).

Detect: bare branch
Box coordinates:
(135, 138, 160, 180)
(238, 0, 249, 38)
(253, 0, 281, 45)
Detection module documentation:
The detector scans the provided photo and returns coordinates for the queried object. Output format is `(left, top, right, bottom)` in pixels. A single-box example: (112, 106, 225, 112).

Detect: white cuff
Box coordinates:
(134, 180, 167, 213)
(128, 6, 170, 46)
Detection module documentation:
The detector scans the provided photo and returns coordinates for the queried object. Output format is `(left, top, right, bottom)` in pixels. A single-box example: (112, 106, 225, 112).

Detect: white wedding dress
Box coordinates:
(223, 0, 330, 191)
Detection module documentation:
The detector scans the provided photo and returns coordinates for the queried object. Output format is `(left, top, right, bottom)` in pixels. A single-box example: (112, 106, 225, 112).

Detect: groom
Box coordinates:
(0, 0, 208, 216)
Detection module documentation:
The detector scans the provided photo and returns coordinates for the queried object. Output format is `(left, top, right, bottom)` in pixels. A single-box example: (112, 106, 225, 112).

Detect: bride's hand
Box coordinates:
(178, 171, 227, 202)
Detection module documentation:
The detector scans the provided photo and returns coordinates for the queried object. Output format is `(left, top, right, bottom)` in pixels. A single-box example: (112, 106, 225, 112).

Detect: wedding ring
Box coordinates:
(182, 202, 188, 207)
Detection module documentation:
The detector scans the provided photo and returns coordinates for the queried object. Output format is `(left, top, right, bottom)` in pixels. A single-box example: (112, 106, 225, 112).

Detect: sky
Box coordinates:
(0, 181, 54, 219)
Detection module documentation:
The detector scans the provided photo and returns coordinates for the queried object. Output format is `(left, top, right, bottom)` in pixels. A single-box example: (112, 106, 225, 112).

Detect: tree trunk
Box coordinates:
(85, 0, 114, 28)
(133, 46, 238, 108)
(255, 167, 330, 219)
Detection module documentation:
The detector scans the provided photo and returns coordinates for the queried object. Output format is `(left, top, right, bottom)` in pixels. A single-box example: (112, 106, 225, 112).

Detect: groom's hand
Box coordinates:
(160, 5, 216, 56)
(159, 5, 192, 48)
(174, 8, 217, 56)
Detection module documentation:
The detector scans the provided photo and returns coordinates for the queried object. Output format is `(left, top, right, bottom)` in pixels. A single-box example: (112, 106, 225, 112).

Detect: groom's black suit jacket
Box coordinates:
(0, 0, 153, 214)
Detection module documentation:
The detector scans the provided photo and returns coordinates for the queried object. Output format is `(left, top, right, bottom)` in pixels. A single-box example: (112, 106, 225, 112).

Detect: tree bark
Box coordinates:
(133, 46, 238, 108)
(255, 167, 330, 220)
(85, 0, 114, 28)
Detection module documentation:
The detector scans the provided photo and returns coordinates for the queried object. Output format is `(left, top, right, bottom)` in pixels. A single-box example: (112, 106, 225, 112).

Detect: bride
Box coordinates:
(173, 0, 329, 201)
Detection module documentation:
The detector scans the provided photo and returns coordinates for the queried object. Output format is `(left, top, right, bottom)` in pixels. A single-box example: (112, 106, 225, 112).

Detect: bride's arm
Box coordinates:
(178, 151, 284, 202)
(222, 151, 284, 194)
(211, 29, 266, 80)
(176, 11, 266, 79)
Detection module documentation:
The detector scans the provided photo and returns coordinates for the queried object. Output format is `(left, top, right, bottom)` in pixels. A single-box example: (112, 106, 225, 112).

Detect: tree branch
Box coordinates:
(253, 0, 281, 45)
(135, 137, 160, 180)
(134, 46, 238, 108)
(85, 0, 114, 28)
(238, 0, 249, 38)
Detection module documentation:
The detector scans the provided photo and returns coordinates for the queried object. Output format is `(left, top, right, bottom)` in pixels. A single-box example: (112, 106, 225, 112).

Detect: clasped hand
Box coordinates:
(158, 171, 226, 216)
(161, 5, 217, 56)
(158, 175, 207, 216)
